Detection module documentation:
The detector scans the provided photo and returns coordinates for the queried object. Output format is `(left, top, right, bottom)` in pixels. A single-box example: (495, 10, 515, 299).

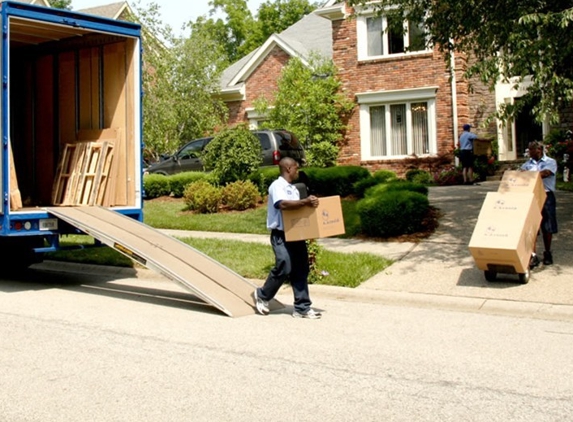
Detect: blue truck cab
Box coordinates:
(0, 2, 143, 269)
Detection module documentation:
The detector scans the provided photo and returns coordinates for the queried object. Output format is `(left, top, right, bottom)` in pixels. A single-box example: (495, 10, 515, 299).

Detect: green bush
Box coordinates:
(183, 181, 222, 213)
(248, 166, 280, 196)
(405, 168, 433, 185)
(221, 180, 260, 211)
(365, 180, 428, 197)
(303, 165, 371, 197)
(202, 125, 262, 185)
(353, 169, 397, 198)
(169, 172, 211, 197)
(143, 174, 170, 199)
(306, 141, 339, 168)
(357, 190, 429, 237)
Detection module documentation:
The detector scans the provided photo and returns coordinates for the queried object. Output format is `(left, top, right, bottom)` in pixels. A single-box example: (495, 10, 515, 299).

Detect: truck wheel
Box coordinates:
(0, 238, 43, 274)
(484, 270, 497, 282)
(518, 270, 530, 284)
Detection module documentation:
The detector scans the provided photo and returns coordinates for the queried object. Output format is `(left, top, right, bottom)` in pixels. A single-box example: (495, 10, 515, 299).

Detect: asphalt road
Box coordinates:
(1, 272, 573, 421)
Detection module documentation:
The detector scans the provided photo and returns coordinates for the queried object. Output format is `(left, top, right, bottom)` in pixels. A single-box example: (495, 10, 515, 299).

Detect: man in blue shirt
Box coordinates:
(459, 123, 478, 185)
(521, 141, 558, 267)
(253, 157, 322, 319)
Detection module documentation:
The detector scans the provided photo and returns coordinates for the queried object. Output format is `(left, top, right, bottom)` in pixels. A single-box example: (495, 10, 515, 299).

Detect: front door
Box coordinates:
(514, 98, 543, 158)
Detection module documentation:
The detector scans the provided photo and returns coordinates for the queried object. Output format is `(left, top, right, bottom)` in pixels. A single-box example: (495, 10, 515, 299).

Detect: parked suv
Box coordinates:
(145, 129, 305, 175)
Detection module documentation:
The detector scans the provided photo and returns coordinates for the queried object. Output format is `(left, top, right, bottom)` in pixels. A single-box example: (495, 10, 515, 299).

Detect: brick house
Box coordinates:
(219, 11, 332, 129)
(221, 1, 573, 173)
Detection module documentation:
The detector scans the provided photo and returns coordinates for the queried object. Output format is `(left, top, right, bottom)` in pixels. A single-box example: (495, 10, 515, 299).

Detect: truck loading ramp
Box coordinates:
(45, 206, 284, 317)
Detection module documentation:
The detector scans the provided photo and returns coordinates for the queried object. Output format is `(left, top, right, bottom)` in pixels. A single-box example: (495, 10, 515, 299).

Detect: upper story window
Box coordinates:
(358, 13, 429, 61)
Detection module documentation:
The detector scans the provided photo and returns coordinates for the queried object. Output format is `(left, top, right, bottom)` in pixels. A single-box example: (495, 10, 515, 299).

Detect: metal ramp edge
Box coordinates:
(45, 206, 284, 317)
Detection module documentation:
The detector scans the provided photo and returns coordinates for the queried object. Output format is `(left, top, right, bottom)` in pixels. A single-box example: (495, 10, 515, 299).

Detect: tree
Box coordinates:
(190, 0, 319, 65)
(254, 54, 354, 167)
(347, 0, 573, 124)
(242, 0, 320, 54)
(131, 2, 227, 161)
(52, 0, 71, 9)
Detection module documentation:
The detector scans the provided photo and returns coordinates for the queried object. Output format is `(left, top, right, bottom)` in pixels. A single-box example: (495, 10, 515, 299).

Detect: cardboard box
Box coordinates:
(473, 139, 492, 156)
(283, 195, 345, 241)
(498, 170, 546, 212)
(477, 192, 539, 221)
(468, 195, 542, 273)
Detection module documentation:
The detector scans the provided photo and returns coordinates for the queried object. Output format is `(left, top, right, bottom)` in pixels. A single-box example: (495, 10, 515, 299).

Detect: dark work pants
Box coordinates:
(257, 229, 312, 313)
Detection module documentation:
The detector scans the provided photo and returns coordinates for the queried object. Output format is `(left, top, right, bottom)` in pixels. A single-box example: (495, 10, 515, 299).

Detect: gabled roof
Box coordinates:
(220, 12, 332, 98)
(77, 1, 131, 20)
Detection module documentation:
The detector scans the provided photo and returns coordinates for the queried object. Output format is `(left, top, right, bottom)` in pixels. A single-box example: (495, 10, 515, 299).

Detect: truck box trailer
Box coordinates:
(0, 2, 267, 317)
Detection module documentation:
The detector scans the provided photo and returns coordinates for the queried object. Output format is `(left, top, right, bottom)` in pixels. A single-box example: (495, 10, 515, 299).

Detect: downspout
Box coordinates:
(449, 42, 459, 166)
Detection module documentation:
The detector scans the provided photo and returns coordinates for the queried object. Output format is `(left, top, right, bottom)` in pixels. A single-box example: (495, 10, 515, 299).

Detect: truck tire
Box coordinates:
(0, 237, 43, 273)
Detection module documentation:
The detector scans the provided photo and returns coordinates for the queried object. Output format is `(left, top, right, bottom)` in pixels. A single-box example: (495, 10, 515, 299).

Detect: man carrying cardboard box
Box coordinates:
(253, 157, 322, 319)
(521, 141, 558, 267)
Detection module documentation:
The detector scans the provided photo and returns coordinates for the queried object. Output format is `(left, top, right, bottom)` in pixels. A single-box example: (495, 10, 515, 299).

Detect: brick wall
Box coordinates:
(227, 46, 290, 126)
(331, 16, 476, 174)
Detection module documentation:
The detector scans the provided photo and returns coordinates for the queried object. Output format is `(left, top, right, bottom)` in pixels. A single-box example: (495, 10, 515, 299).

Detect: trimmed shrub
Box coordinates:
(183, 181, 222, 213)
(303, 165, 371, 197)
(405, 168, 433, 185)
(353, 169, 398, 198)
(365, 180, 428, 197)
(143, 173, 170, 199)
(357, 190, 430, 237)
(222, 180, 259, 211)
(202, 125, 262, 185)
(306, 141, 339, 168)
(169, 172, 211, 198)
(248, 166, 280, 196)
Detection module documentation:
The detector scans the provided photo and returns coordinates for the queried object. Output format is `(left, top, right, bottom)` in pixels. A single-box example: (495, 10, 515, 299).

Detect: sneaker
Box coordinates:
(529, 254, 540, 269)
(253, 290, 269, 315)
(292, 308, 322, 319)
(543, 251, 553, 265)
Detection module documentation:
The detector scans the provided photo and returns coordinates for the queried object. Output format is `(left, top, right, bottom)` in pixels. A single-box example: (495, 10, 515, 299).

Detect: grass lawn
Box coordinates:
(48, 234, 389, 288)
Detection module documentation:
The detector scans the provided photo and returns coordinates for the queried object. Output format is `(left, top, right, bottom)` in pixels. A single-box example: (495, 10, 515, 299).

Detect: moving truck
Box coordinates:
(0, 2, 143, 269)
(0, 2, 263, 317)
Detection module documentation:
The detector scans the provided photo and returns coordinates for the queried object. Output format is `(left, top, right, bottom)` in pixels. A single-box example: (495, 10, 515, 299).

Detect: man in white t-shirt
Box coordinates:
(253, 157, 322, 319)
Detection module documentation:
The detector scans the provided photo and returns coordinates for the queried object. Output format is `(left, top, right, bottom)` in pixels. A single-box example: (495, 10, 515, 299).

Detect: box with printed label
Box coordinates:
(498, 170, 546, 212)
(283, 195, 345, 242)
(477, 192, 540, 221)
(468, 195, 542, 273)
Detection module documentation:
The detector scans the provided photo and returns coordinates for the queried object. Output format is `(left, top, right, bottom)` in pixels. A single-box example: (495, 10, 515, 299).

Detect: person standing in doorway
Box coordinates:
(521, 141, 558, 267)
(459, 123, 478, 185)
(253, 157, 322, 319)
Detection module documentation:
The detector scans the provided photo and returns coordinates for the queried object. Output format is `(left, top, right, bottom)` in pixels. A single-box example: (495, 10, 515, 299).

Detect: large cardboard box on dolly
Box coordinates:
(498, 170, 546, 212)
(283, 195, 345, 242)
(469, 192, 542, 274)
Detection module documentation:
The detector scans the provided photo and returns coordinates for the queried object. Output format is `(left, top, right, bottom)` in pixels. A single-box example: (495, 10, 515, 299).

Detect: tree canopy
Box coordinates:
(254, 54, 354, 166)
(190, 0, 320, 63)
(347, 0, 573, 124)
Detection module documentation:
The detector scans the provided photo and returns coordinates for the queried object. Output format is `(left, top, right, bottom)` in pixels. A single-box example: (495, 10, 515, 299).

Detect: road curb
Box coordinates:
(35, 260, 573, 322)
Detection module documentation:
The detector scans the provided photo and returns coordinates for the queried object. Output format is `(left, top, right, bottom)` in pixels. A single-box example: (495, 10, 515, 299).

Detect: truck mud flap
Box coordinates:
(44, 206, 283, 317)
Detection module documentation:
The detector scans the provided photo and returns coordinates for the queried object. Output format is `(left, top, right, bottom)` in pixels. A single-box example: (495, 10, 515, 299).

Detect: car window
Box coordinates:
(274, 131, 301, 149)
(178, 139, 204, 160)
(256, 133, 272, 150)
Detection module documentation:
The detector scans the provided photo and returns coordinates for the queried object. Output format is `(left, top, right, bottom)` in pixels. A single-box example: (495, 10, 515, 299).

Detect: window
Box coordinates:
(359, 14, 429, 60)
(358, 88, 437, 159)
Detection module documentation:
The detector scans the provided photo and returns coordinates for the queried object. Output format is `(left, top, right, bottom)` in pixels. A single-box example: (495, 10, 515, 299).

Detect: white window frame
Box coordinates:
(356, 12, 431, 61)
(358, 87, 438, 160)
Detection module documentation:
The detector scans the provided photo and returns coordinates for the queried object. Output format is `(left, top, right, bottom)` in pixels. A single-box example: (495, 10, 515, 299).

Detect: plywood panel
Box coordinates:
(103, 42, 127, 206)
(58, 51, 77, 144)
(36, 54, 55, 204)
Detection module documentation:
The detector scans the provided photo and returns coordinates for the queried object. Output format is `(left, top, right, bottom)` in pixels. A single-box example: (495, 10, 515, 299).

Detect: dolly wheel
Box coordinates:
(484, 270, 497, 282)
(518, 269, 530, 284)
